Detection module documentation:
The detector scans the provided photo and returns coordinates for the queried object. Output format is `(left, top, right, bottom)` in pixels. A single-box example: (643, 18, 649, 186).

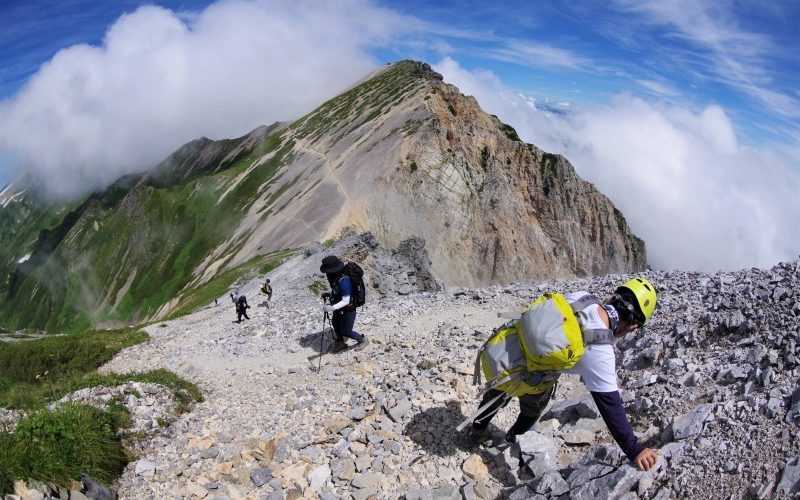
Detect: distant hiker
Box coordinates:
(261, 279, 273, 308)
(320, 255, 368, 352)
(465, 277, 660, 472)
(230, 293, 250, 322)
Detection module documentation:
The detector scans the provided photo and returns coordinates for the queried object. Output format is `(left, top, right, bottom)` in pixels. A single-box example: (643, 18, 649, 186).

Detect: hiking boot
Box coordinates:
(331, 341, 348, 353)
(468, 425, 489, 441)
(353, 336, 369, 351)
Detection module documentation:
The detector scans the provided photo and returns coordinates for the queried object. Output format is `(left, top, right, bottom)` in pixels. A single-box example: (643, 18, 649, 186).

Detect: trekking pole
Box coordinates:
(319, 310, 329, 373)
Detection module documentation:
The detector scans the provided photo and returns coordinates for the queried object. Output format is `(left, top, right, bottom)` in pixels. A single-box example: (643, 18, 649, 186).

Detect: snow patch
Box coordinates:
(17, 254, 31, 264)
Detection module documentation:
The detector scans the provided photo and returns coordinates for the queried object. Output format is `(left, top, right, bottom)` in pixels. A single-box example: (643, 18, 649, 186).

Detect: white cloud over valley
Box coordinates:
(0, 0, 412, 197)
(435, 57, 800, 273)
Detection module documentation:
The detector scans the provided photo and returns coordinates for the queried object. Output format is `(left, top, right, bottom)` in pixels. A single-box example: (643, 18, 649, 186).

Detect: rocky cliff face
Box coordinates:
(225, 61, 645, 287)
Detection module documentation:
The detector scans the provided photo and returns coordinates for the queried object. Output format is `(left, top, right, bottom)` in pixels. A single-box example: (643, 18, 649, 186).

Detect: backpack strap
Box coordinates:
(570, 293, 615, 346)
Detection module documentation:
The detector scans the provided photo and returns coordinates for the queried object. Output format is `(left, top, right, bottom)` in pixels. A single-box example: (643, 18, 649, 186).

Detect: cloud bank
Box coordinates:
(435, 57, 800, 272)
(0, 0, 412, 197)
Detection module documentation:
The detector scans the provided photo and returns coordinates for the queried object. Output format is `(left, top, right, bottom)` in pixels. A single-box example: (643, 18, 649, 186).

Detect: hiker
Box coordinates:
(467, 277, 660, 472)
(320, 255, 368, 352)
(261, 279, 273, 308)
(230, 292, 250, 322)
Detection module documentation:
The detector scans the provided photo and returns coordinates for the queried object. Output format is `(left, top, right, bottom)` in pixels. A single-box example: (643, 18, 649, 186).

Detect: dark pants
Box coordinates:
(472, 382, 557, 438)
(236, 309, 250, 322)
(332, 309, 362, 342)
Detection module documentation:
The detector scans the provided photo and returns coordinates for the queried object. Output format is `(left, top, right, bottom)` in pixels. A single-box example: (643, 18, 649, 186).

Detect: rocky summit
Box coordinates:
(8, 235, 798, 499)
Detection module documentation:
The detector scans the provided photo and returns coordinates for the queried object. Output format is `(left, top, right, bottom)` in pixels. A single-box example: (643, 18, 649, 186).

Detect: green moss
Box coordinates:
(410, 161, 419, 173)
(613, 207, 627, 233)
(499, 122, 521, 142)
(540, 153, 559, 196)
(480, 146, 490, 169)
(447, 103, 457, 116)
(308, 280, 327, 296)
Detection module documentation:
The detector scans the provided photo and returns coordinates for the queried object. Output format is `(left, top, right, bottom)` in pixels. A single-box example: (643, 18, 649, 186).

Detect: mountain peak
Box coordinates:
(1, 62, 646, 332)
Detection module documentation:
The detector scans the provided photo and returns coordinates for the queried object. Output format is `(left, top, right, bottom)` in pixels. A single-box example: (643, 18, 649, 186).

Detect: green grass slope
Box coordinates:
(0, 61, 432, 334)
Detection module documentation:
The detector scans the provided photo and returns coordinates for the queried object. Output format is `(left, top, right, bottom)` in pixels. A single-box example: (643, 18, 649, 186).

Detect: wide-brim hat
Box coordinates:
(320, 255, 345, 274)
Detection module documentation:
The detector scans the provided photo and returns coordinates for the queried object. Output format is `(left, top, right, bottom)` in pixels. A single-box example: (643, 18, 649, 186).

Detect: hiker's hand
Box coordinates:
(321, 292, 330, 300)
(323, 305, 335, 313)
(634, 448, 658, 471)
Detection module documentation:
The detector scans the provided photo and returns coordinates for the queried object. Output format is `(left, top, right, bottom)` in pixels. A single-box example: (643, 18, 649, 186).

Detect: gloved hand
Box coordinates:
(323, 304, 335, 313)
(321, 292, 331, 300)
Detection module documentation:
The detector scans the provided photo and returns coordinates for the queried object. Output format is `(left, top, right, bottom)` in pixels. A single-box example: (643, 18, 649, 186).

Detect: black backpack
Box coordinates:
(344, 262, 366, 307)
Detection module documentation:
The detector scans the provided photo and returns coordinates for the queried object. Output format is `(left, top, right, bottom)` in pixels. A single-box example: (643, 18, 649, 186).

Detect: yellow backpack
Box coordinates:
(457, 293, 613, 432)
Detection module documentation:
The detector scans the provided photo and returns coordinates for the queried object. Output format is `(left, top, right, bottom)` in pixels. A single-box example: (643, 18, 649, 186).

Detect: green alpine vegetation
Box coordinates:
(0, 327, 203, 494)
(0, 327, 202, 410)
(0, 124, 291, 333)
(0, 403, 130, 494)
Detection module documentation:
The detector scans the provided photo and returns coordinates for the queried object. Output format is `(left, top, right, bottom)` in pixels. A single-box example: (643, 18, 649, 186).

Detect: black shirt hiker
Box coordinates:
(230, 293, 250, 322)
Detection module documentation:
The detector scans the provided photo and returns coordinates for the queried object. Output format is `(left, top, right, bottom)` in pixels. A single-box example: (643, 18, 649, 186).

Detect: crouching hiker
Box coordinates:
(461, 277, 660, 472)
(320, 255, 368, 353)
(230, 292, 250, 322)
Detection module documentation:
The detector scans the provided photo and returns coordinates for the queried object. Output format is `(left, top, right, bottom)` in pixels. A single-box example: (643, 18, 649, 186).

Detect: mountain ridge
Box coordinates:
(1, 60, 645, 333)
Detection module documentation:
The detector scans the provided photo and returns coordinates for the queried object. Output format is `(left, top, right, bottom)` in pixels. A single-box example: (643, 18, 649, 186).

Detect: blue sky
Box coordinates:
(1, 0, 799, 271)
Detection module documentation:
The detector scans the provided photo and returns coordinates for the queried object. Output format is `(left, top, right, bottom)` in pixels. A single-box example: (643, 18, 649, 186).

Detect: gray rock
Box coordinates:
(351, 472, 383, 490)
(134, 460, 156, 477)
(80, 475, 115, 500)
(349, 407, 367, 421)
(388, 399, 412, 421)
(460, 483, 475, 500)
(567, 464, 615, 489)
(331, 458, 355, 481)
(570, 466, 641, 499)
(541, 393, 598, 423)
(351, 486, 379, 500)
(572, 443, 624, 467)
(431, 485, 460, 500)
(299, 445, 322, 462)
(776, 457, 800, 495)
(506, 485, 534, 500)
(250, 467, 272, 487)
(531, 470, 570, 496)
(518, 431, 559, 476)
(404, 490, 434, 500)
(670, 403, 715, 440)
(265, 491, 285, 500)
(788, 386, 800, 424)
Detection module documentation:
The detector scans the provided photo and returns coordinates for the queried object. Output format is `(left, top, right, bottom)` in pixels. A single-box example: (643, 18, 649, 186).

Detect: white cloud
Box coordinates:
(487, 40, 588, 70)
(0, 0, 414, 197)
(636, 79, 680, 97)
(435, 57, 800, 272)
